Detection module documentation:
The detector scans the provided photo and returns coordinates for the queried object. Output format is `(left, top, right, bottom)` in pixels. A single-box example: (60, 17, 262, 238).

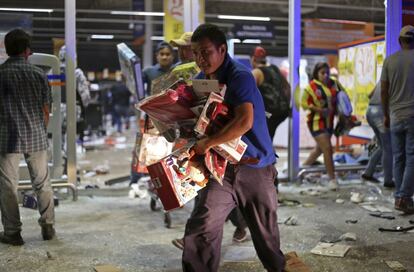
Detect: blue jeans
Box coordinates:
(391, 117, 414, 198)
(364, 105, 393, 183)
(0, 151, 54, 235)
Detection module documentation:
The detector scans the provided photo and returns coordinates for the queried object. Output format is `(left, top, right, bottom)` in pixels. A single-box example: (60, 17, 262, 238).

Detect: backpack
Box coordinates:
(258, 65, 290, 117)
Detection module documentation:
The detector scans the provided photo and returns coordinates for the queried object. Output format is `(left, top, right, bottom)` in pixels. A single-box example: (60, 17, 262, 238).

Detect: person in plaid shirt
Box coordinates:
(0, 29, 55, 245)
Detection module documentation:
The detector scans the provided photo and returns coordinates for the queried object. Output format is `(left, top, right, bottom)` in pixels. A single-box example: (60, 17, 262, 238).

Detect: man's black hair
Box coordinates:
(156, 41, 173, 53)
(312, 62, 330, 80)
(5, 28, 31, 56)
(191, 24, 227, 51)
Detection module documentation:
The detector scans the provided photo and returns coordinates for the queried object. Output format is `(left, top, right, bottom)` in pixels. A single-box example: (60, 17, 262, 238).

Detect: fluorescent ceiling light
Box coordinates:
(91, 34, 114, 39)
(110, 11, 164, 16)
(151, 36, 165, 41)
(217, 15, 270, 21)
(0, 8, 53, 13)
(229, 39, 241, 43)
(243, 39, 262, 44)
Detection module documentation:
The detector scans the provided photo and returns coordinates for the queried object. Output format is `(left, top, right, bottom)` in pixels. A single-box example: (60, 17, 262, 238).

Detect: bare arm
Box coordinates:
(252, 68, 264, 86)
(43, 104, 50, 127)
(193, 102, 253, 155)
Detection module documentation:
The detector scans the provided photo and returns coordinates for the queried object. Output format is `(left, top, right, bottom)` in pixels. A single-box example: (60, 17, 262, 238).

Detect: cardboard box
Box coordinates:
(194, 92, 248, 163)
(147, 145, 206, 211)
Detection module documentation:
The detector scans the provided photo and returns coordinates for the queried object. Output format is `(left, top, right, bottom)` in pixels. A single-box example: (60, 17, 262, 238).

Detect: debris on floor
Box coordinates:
(350, 192, 364, 203)
(284, 251, 311, 272)
(339, 232, 357, 241)
(385, 260, 407, 272)
(369, 212, 395, 220)
(345, 219, 358, 224)
(335, 198, 345, 204)
(94, 264, 122, 272)
(310, 242, 351, 257)
(284, 216, 299, 226)
(359, 203, 393, 213)
(379, 225, 414, 232)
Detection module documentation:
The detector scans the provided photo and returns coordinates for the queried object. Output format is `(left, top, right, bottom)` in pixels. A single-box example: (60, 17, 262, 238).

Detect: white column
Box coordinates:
(65, 0, 77, 185)
(143, 0, 153, 68)
(385, 0, 402, 56)
(288, 0, 301, 182)
(183, 0, 201, 32)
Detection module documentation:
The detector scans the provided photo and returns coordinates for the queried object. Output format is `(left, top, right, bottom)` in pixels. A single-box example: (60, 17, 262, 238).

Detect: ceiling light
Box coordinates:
(91, 35, 114, 39)
(229, 39, 241, 43)
(0, 8, 53, 13)
(151, 36, 165, 41)
(217, 15, 270, 21)
(110, 11, 164, 16)
(242, 39, 262, 44)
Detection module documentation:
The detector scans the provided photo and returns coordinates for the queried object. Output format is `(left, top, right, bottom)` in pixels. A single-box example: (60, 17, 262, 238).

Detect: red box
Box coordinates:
(147, 146, 204, 211)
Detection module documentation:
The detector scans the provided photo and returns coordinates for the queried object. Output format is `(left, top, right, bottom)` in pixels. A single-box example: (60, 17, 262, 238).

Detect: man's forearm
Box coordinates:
(207, 115, 251, 149)
(43, 104, 50, 127)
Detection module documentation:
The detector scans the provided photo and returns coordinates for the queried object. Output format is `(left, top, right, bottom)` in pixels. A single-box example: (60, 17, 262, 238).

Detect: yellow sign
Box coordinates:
(163, 0, 205, 42)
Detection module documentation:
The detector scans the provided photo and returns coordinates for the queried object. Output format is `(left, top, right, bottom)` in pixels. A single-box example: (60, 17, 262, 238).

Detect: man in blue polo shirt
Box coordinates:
(182, 24, 285, 272)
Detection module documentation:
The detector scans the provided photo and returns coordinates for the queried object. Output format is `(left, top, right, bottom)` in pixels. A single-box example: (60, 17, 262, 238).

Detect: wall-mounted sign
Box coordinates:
(164, 0, 205, 42)
(304, 19, 374, 50)
(403, 0, 414, 26)
(232, 23, 275, 40)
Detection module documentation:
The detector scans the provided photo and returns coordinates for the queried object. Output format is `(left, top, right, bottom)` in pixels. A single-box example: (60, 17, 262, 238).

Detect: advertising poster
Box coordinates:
(164, 0, 204, 42)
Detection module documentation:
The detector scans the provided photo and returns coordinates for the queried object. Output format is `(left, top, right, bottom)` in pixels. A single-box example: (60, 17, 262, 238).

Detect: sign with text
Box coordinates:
(164, 0, 205, 42)
(403, 0, 414, 26)
(232, 23, 275, 40)
(304, 19, 374, 50)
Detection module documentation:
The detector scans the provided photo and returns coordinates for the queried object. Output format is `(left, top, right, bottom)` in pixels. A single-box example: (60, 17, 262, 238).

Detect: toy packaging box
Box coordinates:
(194, 92, 247, 163)
(147, 144, 208, 211)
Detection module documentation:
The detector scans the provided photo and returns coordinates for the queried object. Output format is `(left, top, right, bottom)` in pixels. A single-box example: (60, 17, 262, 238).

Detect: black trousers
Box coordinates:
(267, 112, 289, 140)
(182, 164, 285, 272)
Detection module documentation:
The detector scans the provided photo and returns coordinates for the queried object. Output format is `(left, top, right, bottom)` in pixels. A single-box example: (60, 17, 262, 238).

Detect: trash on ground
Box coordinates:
(359, 203, 393, 213)
(46, 251, 55, 260)
(129, 183, 148, 199)
(369, 212, 395, 220)
(379, 226, 414, 232)
(85, 184, 100, 190)
(284, 251, 311, 272)
(409, 220, 414, 224)
(320, 234, 341, 243)
(345, 219, 358, 224)
(350, 192, 364, 203)
(301, 203, 316, 208)
(339, 232, 357, 241)
(279, 199, 301, 207)
(284, 216, 298, 226)
(310, 242, 351, 257)
(336, 199, 345, 204)
(84, 171, 96, 178)
(94, 165, 110, 175)
(94, 264, 122, 272)
(385, 260, 407, 272)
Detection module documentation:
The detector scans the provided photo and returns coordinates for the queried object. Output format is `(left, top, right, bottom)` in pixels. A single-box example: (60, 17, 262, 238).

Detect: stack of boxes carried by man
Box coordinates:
(136, 77, 247, 211)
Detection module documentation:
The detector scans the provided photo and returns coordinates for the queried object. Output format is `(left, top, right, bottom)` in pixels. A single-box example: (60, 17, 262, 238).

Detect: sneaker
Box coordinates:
(0, 232, 24, 246)
(361, 174, 380, 183)
(395, 197, 414, 214)
(171, 238, 184, 250)
(232, 227, 247, 243)
(41, 224, 56, 240)
(327, 179, 339, 191)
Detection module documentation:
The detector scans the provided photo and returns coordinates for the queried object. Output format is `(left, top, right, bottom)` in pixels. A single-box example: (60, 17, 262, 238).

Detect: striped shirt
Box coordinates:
(301, 79, 338, 133)
(0, 56, 52, 153)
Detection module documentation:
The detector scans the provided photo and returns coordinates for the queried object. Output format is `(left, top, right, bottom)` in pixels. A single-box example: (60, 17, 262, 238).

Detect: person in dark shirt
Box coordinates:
(0, 29, 56, 246)
(110, 76, 131, 133)
(182, 24, 285, 272)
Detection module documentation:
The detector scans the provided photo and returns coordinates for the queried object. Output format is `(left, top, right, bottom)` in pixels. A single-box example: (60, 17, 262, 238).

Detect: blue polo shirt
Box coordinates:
(196, 53, 276, 168)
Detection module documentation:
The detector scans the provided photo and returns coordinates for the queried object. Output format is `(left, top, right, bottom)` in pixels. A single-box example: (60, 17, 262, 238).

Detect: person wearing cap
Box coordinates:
(170, 32, 194, 64)
(381, 25, 414, 214)
(250, 46, 291, 141)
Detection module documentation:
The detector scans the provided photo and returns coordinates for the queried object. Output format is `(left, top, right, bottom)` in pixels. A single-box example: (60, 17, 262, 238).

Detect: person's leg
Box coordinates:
(24, 151, 55, 227)
(302, 145, 322, 166)
(182, 168, 237, 272)
(363, 107, 383, 177)
(0, 153, 22, 235)
(235, 164, 285, 272)
(228, 206, 248, 242)
(400, 119, 414, 199)
(266, 113, 288, 141)
(313, 133, 335, 179)
(380, 130, 394, 185)
(391, 122, 405, 199)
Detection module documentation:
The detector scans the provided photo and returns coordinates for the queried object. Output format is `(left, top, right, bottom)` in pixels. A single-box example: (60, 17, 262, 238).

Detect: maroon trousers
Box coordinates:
(182, 164, 285, 272)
